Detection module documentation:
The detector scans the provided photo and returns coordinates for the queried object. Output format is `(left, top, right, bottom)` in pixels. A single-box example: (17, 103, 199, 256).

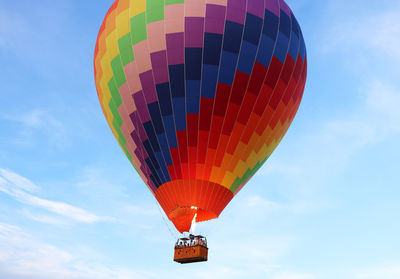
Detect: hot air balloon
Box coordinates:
(94, 0, 307, 253)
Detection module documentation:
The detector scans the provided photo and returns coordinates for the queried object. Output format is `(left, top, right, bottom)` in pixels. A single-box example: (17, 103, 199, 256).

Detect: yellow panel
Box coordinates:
(221, 171, 235, 189)
(116, 9, 131, 37)
(105, 29, 120, 61)
(130, 0, 146, 17)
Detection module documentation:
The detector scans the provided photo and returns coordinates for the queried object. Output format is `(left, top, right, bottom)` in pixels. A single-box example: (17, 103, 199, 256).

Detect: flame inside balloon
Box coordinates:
(94, 0, 307, 233)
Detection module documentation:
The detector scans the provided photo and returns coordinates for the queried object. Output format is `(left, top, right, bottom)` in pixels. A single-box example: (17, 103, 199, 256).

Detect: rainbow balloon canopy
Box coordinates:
(94, 0, 307, 233)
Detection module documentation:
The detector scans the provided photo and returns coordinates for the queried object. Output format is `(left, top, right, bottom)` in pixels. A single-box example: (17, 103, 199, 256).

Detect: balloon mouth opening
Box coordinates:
(155, 179, 235, 234)
(168, 206, 217, 233)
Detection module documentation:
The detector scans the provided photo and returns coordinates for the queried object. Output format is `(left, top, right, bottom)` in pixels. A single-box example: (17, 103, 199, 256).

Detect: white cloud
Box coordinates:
(355, 265, 400, 279)
(0, 168, 104, 224)
(0, 222, 153, 279)
(0, 168, 39, 192)
(243, 195, 281, 210)
(321, 8, 400, 58)
(1, 109, 67, 148)
(21, 209, 67, 226)
(271, 271, 316, 279)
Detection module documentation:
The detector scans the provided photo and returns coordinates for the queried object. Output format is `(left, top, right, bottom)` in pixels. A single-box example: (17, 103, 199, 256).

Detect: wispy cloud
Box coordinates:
(0, 168, 104, 224)
(0, 222, 153, 279)
(322, 9, 400, 59)
(355, 265, 400, 279)
(1, 109, 68, 148)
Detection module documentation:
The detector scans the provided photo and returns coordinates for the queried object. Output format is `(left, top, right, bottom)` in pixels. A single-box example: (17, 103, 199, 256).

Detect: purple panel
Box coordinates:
(205, 17, 226, 34)
(279, 0, 291, 16)
(166, 32, 184, 65)
(247, 0, 264, 18)
(148, 180, 157, 193)
(227, 7, 246, 24)
(133, 92, 151, 123)
(228, 0, 246, 10)
(266, 0, 279, 16)
(139, 70, 158, 103)
(151, 50, 169, 84)
(205, 4, 226, 34)
(185, 17, 205, 47)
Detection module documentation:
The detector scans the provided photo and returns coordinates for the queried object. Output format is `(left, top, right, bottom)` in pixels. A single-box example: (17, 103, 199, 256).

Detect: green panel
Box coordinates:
(131, 13, 147, 44)
(107, 78, 123, 107)
(110, 57, 127, 88)
(108, 99, 123, 128)
(229, 156, 269, 193)
(146, 7, 164, 23)
(165, 0, 184, 5)
(147, 0, 164, 10)
(118, 34, 135, 66)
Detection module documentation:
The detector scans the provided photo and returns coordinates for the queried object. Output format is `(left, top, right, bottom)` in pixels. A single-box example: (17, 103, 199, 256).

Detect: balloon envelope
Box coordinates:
(94, 0, 307, 233)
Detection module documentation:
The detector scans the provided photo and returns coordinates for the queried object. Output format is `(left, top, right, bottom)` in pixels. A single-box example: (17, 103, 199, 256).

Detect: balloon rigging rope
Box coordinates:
(154, 199, 179, 241)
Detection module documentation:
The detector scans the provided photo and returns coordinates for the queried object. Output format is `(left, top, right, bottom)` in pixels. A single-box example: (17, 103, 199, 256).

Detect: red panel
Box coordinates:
(177, 131, 188, 163)
(248, 62, 268, 95)
(264, 57, 283, 89)
(230, 71, 250, 105)
(255, 105, 275, 136)
(254, 84, 274, 116)
(226, 122, 245, 154)
(187, 113, 199, 146)
(209, 115, 224, 149)
(188, 146, 197, 178)
(170, 148, 182, 179)
(269, 81, 287, 110)
(280, 55, 295, 85)
(222, 102, 240, 135)
(237, 91, 257, 125)
(168, 165, 176, 180)
(199, 97, 214, 131)
(213, 83, 231, 117)
(241, 113, 260, 144)
(197, 130, 209, 163)
(214, 134, 229, 166)
(293, 54, 304, 82)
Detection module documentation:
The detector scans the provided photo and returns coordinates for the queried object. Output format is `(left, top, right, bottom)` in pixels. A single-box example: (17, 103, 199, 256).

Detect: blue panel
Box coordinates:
(237, 41, 258, 74)
(263, 10, 279, 39)
(222, 21, 244, 53)
(155, 151, 170, 182)
(243, 13, 263, 45)
(291, 14, 300, 38)
(157, 133, 173, 165)
(299, 30, 306, 60)
(186, 79, 201, 114)
(218, 51, 239, 85)
(169, 64, 185, 98)
(172, 97, 186, 130)
(145, 157, 158, 176)
(143, 140, 161, 178)
(156, 83, 173, 116)
(150, 173, 161, 188)
(143, 122, 161, 152)
(185, 48, 202, 80)
(201, 64, 219, 98)
(148, 102, 165, 134)
(256, 34, 276, 67)
(273, 32, 290, 63)
(203, 33, 223, 65)
(162, 115, 178, 148)
(288, 32, 299, 61)
(279, 10, 291, 37)
(155, 165, 166, 184)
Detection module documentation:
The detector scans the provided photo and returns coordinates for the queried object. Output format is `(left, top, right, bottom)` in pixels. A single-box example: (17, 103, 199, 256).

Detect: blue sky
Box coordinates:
(1, 0, 400, 278)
